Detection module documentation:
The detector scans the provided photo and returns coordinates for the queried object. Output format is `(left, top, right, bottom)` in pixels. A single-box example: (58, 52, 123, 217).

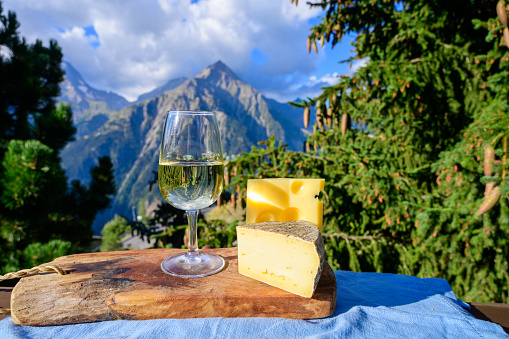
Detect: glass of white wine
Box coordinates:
(158, 110, 225, 278)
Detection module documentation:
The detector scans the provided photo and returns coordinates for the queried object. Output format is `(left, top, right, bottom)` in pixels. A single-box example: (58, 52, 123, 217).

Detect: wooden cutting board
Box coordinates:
(10, 247, 336, 326)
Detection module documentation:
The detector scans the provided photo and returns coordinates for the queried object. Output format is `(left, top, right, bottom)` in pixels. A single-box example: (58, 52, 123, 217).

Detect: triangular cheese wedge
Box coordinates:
(237, 220, 325, 298)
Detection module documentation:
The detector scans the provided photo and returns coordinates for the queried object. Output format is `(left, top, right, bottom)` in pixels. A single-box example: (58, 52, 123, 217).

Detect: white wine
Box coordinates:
(158, 161, 224, 211)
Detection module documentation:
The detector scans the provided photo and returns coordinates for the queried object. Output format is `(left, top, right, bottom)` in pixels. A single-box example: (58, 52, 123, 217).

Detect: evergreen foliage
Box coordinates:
(100, 215, 129, 252)
(0, 2, 115, 273)
(223, 1, 509, 302)
(62, 156, 116, 244)
(21, 239, 72, 269)
(0, 140, 67, 244)
(0, 3, 72, 150)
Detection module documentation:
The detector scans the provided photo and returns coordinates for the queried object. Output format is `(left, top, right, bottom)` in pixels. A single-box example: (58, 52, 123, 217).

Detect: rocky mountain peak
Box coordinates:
(61, 61, 83, 84)
(59, 61, 130, 122)
(196, 60, 241, 84)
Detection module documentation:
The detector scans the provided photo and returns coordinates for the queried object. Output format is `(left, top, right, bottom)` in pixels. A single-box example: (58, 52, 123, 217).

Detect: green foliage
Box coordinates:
(0, 2, 116, 273)
(220, 0, 509, 303)
(0, 139, 67, 245)
(35, 102, 77, 152)
(64, 156, 116, 223)
(0, 239, 72, 275)
(0, 3, 71, 151)
(100, 215, 129, 252)
(127, 201, 239, 250)
(142, 202, 189, 248)
(21, 239, 72, 269)
(0, 139, 66, 211)
(150, 223, 187, 249)
(144, 217, 237, 250)
(197, 219, 238, 249)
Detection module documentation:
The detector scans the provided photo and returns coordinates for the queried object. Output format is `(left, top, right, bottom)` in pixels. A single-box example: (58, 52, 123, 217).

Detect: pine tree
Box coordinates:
(225, 0, 508, 302)
(0, 2, 71, 150)
(0, 140, 67, 243)
(0, 2, 116, 273)
(100, 215, 129, 252)
(62, 156, 116, 244)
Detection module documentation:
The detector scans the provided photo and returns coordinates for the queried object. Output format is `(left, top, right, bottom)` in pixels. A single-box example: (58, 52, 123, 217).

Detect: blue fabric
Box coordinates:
(1, 271, 507, 338)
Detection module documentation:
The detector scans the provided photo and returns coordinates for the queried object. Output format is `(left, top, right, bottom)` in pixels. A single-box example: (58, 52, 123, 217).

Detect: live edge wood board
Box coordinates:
(10, 247, 337, 326)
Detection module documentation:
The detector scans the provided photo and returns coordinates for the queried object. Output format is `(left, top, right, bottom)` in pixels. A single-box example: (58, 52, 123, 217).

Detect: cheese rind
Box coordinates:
(246, 178, 325, 230)
(237, 220, 325, 298)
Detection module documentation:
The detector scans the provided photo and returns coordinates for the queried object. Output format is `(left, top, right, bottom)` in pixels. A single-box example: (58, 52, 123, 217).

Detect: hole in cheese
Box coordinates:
(255, 210, 279, 223)
(246, 178, 325, 230)
(291, 180, 305, 195)
(280, 207, 301, 222)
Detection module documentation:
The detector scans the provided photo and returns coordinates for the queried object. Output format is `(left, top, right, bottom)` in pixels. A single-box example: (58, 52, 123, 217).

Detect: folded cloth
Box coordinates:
(0, 271, 507, 338)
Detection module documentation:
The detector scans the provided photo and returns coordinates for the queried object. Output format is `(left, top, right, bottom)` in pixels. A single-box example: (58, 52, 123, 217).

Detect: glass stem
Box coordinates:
(186, 210, 199, 257)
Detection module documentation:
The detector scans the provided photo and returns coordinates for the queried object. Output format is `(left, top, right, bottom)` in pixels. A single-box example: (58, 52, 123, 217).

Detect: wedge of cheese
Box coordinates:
(237, 220, 325, 298)
(246, 178, 325, 231)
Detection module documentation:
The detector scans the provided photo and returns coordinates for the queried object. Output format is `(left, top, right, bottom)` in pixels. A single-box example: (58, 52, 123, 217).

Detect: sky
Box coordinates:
(2, 0, 362, 103)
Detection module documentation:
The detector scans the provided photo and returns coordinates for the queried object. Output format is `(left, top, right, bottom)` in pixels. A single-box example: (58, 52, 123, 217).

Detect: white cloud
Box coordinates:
(264, 72, 339, 102)
(349, 57, 369, 74)
(2, 0, 349, 102)
(306, 73, 339, 87)
(0, 45, 13, 60)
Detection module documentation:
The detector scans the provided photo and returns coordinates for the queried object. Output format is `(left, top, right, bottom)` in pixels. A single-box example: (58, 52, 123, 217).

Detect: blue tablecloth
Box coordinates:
(1, 271, 507, 338)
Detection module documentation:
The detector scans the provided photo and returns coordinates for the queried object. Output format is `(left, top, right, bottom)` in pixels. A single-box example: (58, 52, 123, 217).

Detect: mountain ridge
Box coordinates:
(59, 60, 308, 232)
(135, 77, 188, 103)
(59, 62, 130, 119)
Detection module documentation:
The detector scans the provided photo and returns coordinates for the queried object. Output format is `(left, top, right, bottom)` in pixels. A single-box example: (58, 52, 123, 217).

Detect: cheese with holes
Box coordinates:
(246, 178, 325, 231)
(237, 220, 325, 298)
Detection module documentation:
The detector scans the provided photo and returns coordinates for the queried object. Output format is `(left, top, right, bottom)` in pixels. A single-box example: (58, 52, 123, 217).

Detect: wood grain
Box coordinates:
(10, 248, 336, 326)
(0, 287, 12, 321)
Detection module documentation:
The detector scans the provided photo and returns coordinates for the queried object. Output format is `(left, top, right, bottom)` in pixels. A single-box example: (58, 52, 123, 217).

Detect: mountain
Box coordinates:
(59, 61, 131, 115)
(60, 61, 308, 233)
(59, 61, 131, 138)
(135, 77, 188, 103)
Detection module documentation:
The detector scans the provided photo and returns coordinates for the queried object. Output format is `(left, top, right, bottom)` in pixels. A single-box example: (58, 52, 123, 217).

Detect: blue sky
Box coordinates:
(3, 0, 362, 103)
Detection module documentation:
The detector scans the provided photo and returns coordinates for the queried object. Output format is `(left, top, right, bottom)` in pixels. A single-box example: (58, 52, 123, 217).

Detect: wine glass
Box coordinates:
(158, 110, 225, 278)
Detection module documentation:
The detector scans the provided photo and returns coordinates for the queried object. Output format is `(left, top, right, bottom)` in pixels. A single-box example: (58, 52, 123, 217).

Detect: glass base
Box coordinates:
(161, 251, 225, 278)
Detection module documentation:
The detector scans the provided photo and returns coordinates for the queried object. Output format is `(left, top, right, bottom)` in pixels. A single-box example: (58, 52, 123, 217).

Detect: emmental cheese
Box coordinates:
(246, 178, 325, 231)
(237, 220, 325, 298)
